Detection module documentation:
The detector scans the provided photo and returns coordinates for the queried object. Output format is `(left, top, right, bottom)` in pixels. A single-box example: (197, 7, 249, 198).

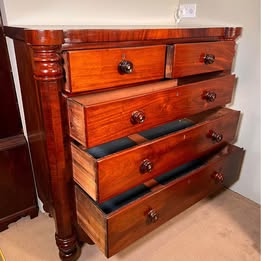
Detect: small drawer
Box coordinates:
(63, 45, 166, 93)
(166, 41, 235, 78)
(71, 107, 240, 203)
(75, 144, 244, 257)
(67, 74, 235, 147)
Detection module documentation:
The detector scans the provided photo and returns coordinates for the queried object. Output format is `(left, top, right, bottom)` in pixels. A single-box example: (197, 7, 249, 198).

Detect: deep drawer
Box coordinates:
(63, 45, 166, 93)
(67, 74, 235, 147)
(71, 108, 240, 203)
(75, 144, 244, 257)
(166, 41, 235, 78)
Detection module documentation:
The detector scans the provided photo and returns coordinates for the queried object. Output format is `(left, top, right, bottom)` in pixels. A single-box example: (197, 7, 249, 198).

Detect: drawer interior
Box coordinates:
(80, 144, 243, 216)
(86, 118, 194, 159)
(98, 157, 204, 214)
(79, 107, 236, 160)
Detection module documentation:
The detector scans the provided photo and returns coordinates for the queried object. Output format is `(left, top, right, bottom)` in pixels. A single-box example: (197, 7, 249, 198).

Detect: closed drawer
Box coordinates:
(63, 45, 166, 93)
(75, 144, 244, 257)
(166, 41, 235, 78)
(67, 74, 235, 147)
(71, 108, 240, 203)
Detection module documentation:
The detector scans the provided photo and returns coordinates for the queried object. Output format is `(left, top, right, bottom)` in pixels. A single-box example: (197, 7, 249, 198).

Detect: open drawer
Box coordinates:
(71, 108, 240, 203)
(75, 144, 244, 257)
(67, 74, 235, 147)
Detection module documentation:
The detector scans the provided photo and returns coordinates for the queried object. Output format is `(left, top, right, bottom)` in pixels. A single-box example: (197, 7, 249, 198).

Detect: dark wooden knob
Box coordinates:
(203, 91, 217, 102)
(131, 111, 145, 124)
(118, 60, 133, 74)
(140, 159, 153, 174)
(208, 130, 223, 143)
(148, 209, 159, 223)
(212, 172, 224, 183)
(204, 54, 215, 64)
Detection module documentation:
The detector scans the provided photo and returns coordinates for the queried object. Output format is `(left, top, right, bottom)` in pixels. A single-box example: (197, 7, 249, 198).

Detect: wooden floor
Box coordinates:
(0, 189, 260, 261)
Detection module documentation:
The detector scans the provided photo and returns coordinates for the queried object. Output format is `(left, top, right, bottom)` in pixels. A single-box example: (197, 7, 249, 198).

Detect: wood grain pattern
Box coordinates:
(4, 27, 242, 46)
(128, 133, 148, 144)
(68, 74, 235, 147)
(165, 45, 174, 78)
(71, 143, 97, 200)
(67, 100, 86, 145)
(69, 79, 178, 105)
(169, 41, 235, 78)
(13, 40, 53, 213)
(29, 43, 79, 259)
(64, 45, 166, 92)
(0, 134, 38, 231)
(75, 186, 107, 253)
(71, 108, 239, 202)
(75, 144, 244, 257)
(62, 27, 241, 44)
(5, 25, 243, 260)
(73, 163, 97, 202)
(107, 145, 244, 257)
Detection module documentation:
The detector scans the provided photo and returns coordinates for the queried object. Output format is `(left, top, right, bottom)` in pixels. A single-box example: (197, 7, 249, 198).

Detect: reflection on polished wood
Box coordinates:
(4, 25, 243, 260)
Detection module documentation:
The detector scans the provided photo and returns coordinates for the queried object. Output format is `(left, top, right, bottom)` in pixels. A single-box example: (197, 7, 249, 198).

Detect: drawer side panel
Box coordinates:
(75, 185, 107, 254)
(67, 100, 86, 146)
(71, 143, 98, 200)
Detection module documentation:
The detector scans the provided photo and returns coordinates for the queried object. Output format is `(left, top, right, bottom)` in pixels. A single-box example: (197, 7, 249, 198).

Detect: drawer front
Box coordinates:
(68, 74, 235, 147)
(72, 108, 240, 203)
(75, 145, 245, 257)
(166, 41, 235, 78)
(63, 45, 166, 93)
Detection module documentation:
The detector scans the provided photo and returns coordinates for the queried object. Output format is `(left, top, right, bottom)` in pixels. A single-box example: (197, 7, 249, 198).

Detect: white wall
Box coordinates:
(1, 0, 179, 25)
(179, 0, 260, 204)
(0, 0, 260, 204)
(0, 0, 28, 137)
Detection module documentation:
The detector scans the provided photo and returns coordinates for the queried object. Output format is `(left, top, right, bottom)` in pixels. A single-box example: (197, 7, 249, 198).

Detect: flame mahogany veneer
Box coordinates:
(4, 25, 243, 260)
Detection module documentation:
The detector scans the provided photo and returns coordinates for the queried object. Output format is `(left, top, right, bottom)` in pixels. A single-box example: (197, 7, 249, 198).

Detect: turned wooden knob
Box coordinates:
(212, 172, 224, 183)
(208, 130, 223, 143)
(203, 91, 217, 102)
(131, 110, 145, 124)
(204, 54, 215, 64)
(140, 159, 153, 174)
(148, 209, 159, 223)
(118, 60, 133, 74)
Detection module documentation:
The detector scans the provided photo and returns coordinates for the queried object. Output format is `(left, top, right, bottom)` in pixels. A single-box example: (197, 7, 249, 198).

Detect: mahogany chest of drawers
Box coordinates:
(5, 26, 244, 260)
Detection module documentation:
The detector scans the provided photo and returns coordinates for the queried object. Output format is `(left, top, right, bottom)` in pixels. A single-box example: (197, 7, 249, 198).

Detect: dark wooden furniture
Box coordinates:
(0, 26, 21, 138)
(4, 26, 244, 260)
(0, 15, 38, 231)
(0, 135, 38, 231)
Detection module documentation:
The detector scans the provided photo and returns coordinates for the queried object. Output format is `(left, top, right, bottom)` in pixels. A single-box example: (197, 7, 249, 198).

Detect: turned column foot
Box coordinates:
(55, 233, 80, 261)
